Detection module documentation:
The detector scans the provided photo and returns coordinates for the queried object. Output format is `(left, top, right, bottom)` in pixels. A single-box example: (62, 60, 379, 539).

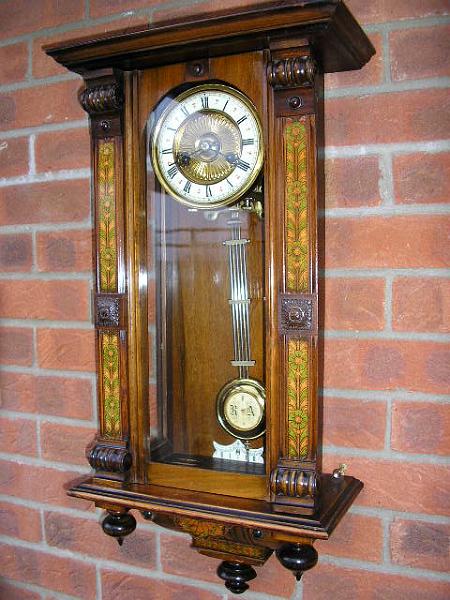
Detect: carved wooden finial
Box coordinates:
(267, 56, 317, 88)
(276, 543, 318, 580)
(102, 510, 136, 546)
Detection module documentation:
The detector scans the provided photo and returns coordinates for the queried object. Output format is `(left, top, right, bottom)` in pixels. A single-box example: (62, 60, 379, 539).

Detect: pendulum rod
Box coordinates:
(223, 211, 255, 379)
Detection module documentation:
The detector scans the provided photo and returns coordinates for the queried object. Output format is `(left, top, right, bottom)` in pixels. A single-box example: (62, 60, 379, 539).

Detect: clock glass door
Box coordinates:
(147, 81, 266, 477)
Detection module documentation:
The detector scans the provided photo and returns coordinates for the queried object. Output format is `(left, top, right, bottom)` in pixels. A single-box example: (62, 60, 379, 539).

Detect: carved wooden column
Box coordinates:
(268, 50, 321, 512)
(79, 71, 132, 478)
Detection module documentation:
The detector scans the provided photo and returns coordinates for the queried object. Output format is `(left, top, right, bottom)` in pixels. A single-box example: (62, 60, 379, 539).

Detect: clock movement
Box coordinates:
(45, 1, 374, 594)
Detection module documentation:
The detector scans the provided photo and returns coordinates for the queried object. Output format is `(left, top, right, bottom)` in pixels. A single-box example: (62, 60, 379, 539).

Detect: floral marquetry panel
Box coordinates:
(284, 118, 309, 294)
(97, 140, 118, 293)
(100, 331, 122, 439)
(287, 339, 309, 458)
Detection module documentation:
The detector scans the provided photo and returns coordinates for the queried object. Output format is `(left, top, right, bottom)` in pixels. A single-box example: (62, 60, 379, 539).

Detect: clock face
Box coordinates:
(151, 83, 263, 208)
(217, 379, 265, 440)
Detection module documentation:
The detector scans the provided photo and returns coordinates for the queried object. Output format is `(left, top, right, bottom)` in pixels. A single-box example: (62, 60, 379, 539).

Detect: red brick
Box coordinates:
(393, 278, 450, 333)
(0, 580, 40, 600)
(0, 280, 89, 321)
(391, 25, 450, 81)
(0, 543, 96, 599)
(37, 328, 95, 372)
(0, 0, 84, 39)
(0, 137, 29, 178)
(0, 416, 37, 456)
(251, 555, 296, 597)
(101, 569, 222, 600)
(37, 230, 92, 272)
(346, 0, 450, 24)
(35, 128, 90, 172)
(0, 42, 28, 84)
(0, 502, 41, 542)
(303, 563, 450, 600)
(323, 278, 385, 330)
(394, 152, 450, 205)
(326, 89, 449, 146)
(324, 339, 450, 394)
(45, 511, 158, 568)
(147, 278, 156, 323)
(41, 422, 95, 465)
(0, 327, 33, 366)
(0, 80, 84, 132)
(325, 156, 381, 208)
(317, 513, 383, 562)
(326, 33, 383, 89)
(0, 234, 32, 271)
(91, 0, 160, 19)
(392, 401, 450, 456)
(161, 532, 220, 583)
(0, 460, 91, 511)
(324, 216, 450, 269)
(0, 372, 93, 420)
(36, 18, 150, 78)
(152, 0, 278, 24)
(322, 455, 450, 515)
(323, 397, 386, 450)
(390, 518, 450, 572)
(0, 180, 89, 226)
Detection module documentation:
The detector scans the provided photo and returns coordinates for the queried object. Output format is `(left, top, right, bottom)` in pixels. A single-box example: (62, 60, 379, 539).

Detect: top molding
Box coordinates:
(44, 0, 374, 76)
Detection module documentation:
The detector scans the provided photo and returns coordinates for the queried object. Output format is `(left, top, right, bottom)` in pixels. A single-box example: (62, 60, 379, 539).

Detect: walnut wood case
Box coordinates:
(45, 1, 374, 593)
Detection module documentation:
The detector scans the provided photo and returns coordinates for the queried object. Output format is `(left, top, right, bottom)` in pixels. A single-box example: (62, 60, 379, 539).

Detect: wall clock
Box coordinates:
(45, 1, 374, 594)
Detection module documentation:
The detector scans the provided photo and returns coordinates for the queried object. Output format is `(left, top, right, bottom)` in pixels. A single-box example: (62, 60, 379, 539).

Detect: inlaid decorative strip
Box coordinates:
(287, 339, 309, 458)
(101, 332, 121, 438)
(284, 118, 309, 293)
(98, 140, 117, 292)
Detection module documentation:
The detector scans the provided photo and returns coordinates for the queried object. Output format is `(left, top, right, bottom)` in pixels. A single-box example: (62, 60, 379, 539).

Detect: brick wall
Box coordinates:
(0, 1, 449, 598)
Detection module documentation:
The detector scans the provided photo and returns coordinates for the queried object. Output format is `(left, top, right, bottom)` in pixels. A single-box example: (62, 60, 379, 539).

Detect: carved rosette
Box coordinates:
(95, 294, 120, 328)
(280, 294, 317, 334)
(268, 56, 317, 88)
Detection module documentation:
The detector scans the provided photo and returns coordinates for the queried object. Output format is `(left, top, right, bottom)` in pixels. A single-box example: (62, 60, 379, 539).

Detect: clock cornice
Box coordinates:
(44, 0, 374, 75)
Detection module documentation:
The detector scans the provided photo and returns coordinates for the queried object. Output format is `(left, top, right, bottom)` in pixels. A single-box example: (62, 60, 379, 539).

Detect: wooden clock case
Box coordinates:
(45, 1, 374, 594)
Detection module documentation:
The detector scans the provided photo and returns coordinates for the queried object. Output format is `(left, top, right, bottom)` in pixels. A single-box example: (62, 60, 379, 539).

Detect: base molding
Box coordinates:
(68, 471, 362, 592)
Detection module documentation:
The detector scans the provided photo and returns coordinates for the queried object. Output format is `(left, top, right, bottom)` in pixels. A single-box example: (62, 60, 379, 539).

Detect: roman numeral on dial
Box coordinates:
(236, 115, 247, 125)
(201, 96, 209, 109)
(236, 159, 250, 172)
(205, 185, 212, 197)
(167, 164, 178, 179)
(183, 181, 192, 193)
(242, 138, 254, 146)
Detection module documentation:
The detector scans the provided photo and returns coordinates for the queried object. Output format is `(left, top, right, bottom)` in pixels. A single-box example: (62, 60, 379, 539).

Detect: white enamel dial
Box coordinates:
(151, 84, 263, 208)
(223, 390, 264, 432)
(217, 379, 265, 440)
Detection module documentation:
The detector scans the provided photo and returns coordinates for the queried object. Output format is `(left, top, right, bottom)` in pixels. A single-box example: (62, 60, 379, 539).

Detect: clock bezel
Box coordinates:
(216, 378, 266, 440)
(150, 82, 264, 209)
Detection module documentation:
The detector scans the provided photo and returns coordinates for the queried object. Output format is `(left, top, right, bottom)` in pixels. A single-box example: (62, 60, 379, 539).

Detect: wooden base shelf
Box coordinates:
(68, 472, 362, 541)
